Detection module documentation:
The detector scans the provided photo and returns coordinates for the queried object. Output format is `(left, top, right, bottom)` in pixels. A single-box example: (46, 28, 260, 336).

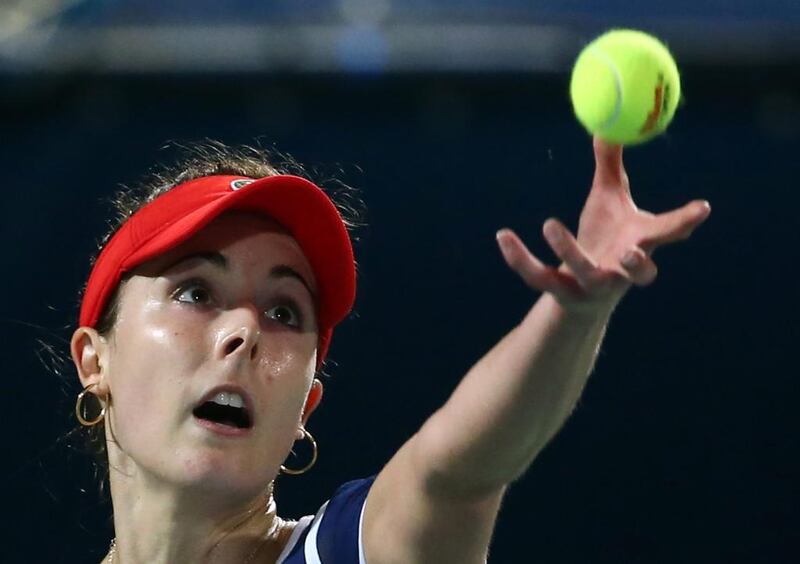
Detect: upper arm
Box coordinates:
(361, 432, 507, 564)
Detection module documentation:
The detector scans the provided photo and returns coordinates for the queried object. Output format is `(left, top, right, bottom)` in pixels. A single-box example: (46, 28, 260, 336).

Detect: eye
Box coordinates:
(266, 304, 301, 328)
(174, 281, 212, 305)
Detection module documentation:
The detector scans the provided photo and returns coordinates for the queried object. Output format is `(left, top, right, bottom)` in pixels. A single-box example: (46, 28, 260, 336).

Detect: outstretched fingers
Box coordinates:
(542, 218, 602, 288)
(642, 199, 711, 252)
(592, 136, 629, 190)
(496, 228, 583, 298)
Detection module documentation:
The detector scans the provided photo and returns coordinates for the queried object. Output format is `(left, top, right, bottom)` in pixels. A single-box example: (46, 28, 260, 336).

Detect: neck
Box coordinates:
(105, 468, 284, 564)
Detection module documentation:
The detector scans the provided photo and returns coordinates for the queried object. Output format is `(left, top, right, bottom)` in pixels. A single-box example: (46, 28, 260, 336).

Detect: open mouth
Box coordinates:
(192, 400, 252, 429)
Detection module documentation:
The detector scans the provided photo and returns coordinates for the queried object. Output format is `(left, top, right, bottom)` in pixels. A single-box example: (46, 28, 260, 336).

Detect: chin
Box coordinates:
(168, 449, 273, 496)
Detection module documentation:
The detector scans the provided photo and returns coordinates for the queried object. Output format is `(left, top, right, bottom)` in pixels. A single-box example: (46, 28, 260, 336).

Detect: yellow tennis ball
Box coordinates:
(569, 29, 681, 145)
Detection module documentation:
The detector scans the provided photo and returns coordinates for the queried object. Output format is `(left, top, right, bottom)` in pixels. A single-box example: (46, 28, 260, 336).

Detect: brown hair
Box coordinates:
(74, 139, 366, 497)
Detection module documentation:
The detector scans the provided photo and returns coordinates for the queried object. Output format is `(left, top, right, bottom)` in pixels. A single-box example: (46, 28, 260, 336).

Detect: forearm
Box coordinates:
(416, 292, 613, 498)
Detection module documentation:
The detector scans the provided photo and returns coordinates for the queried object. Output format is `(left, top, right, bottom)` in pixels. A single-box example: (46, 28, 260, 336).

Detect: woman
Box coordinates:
(71, 137, 710, 563)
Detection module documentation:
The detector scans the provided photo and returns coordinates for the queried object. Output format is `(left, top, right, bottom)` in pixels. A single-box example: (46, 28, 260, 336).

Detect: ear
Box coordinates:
(296, 378, 323, 439)
(70, 326, 111, 397)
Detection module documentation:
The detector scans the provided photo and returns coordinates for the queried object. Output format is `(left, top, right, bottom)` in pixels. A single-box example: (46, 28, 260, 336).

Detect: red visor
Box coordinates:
(79, 175, 356, 368)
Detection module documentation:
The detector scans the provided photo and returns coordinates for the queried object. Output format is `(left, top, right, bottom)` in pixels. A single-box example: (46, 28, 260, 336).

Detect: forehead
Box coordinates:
(134, 211, 315, 286)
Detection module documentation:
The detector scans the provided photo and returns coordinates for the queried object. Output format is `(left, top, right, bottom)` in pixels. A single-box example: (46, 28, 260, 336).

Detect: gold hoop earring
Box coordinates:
(280, 427, 317, 476)
(75, 384, 107, 427)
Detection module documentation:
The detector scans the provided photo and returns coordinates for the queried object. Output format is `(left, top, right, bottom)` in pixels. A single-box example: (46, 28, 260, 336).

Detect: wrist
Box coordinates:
(537, 292, 617, 327)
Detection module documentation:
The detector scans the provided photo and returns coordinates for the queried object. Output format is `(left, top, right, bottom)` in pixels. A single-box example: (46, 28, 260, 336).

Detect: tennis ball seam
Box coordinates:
(586, 45, 623, 132)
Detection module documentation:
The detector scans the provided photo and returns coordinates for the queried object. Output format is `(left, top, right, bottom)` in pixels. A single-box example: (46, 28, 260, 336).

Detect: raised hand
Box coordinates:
(496, 136, 711, 315)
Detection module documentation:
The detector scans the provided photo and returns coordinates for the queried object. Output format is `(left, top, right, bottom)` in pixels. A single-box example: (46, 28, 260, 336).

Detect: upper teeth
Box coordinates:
(211, 392, 245, 409)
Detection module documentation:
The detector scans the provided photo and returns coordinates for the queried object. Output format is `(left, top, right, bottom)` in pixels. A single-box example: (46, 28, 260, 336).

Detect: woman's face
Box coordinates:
(81, 211, 321, 496)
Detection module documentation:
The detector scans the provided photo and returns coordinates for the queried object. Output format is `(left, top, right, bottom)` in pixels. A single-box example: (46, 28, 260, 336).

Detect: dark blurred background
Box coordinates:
(1, 1, 798, 562)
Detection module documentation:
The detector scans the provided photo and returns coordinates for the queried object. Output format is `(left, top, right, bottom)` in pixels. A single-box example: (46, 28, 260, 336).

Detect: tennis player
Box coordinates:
(71, 136, 710, 563)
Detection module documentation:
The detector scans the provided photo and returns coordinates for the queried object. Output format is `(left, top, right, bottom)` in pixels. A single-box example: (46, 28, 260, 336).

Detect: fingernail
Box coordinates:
(622, 251, 638, 268)
(544, 221, 561, 242)
(496, 231, 509, 252)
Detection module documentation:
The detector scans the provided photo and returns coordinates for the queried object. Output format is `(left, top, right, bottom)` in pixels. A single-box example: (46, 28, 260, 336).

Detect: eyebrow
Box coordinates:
(163, 251, 317, 301)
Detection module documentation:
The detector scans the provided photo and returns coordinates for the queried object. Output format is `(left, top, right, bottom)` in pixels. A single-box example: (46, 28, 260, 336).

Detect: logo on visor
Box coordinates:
(230, 179, 255, 191)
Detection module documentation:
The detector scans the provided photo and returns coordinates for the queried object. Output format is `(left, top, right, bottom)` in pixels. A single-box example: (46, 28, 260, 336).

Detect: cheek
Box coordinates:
(108, 318, 204, 433)
(259, 352, 317, 424)
(258, 339, 317, 424)
(259, 330, 318, 382)
(115, 306, 205, 370)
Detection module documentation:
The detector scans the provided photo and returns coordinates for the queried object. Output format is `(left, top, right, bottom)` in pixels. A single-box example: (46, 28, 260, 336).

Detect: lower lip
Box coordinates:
(193, 416, 252, 437)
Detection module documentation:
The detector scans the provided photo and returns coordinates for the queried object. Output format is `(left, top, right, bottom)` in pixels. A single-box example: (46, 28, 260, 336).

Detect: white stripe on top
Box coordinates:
(275, 514, 315, 564)
(303, 500, 330, 563)
(357, 494, 369, 564)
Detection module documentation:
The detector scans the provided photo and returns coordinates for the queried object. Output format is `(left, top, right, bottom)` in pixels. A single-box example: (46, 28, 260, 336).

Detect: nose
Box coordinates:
(216, 305, 262, 361)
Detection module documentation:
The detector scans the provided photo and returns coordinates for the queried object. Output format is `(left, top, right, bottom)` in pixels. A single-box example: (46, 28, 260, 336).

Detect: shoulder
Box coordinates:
(276, 476, 377, 564)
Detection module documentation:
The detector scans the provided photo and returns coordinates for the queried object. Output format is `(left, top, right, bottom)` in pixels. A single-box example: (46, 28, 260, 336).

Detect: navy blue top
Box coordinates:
(277, 476, 377, 564)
